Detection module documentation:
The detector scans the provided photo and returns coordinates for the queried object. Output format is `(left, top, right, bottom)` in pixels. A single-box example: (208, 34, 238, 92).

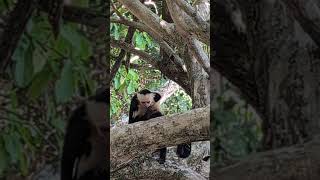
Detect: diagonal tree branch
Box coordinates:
(188, 36, 210, 74)
(173, 0, 209, 32)
(117, 0, 176, 45)
(111, 17, 185, 72)
(110, 38, 159, 68)
(110, 38, 191, 94)
(165, 0, 210, 45)
(0, 0, 37, 71)
(213, 2, 260, 116)
(281, 0, 320, 47)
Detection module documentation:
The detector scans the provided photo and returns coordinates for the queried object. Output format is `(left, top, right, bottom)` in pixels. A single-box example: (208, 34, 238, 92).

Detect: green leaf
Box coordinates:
(55, 60, 75, 103)
(135, 33, 146, 50)
(60, 24, 82, 51)
(19, 152, 28, 176)
(18, 127, 35, 152)
(127, 81, 135, 94)
(78, 36, 92, 59)
(111, 24, 120, 40)
(32, 48, 47, 73)
(14, 38, 34, 87)
(3, 132, 22, 164)
(0, 140, 9, 176)
(27, 65, 52, 100)
(114, 76, 120, 90)
(51, 118, 66, 133)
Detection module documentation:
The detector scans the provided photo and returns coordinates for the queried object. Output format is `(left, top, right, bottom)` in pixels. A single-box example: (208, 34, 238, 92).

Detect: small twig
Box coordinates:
(111, 0, 126, 20)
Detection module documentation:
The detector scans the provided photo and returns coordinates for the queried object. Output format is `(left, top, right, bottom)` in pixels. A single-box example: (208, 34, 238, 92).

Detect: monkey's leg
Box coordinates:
(176, 143, 191, 158)
(158, 148, 167, 164)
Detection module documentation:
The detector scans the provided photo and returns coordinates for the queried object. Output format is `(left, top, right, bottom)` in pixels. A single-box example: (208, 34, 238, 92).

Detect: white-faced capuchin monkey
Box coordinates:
(129, 89, 166, 164)
(61, 89, 109, 180)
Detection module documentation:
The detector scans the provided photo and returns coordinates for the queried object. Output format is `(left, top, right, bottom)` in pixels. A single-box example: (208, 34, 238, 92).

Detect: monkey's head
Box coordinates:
(137, 89, 161, 109)
(87, 88, 109, 139)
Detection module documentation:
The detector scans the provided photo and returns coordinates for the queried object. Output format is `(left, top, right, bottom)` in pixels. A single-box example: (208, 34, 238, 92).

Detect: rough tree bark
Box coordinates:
(214, 134, 320, 180)
(110, 107, 210, 178)
(214, 0, 320, 179)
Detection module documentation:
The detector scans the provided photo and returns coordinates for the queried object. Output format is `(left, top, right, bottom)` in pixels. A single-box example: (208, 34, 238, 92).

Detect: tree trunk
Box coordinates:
(214, 0, 320, 179)
(245, 0, 320, 150)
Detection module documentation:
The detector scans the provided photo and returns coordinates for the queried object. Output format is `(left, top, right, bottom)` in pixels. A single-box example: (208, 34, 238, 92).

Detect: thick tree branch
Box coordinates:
(117, 0, 176, 45)
(111, 17, 148, 32)
(110, 106, 210, 170)
(214, 135, 320, 180)
(213, 2, 260, 116)
(165, 0, 210, 45)
(158, 81, 181, 104)
(282, 0, 320, 47)
(110, 38, 159, 68)
(0, 0, 37, 70)
(113, 157, 207, 180)
(188, 37, 210, 74)
(111, 38, 191, 95)
(173, 0, 209, 32)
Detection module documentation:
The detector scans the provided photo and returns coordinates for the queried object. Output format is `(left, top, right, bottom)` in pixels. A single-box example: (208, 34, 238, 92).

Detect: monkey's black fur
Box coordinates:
(128, 89, 166, 164)
(61, 89, 108, 180)
(176, 143, 191, 158)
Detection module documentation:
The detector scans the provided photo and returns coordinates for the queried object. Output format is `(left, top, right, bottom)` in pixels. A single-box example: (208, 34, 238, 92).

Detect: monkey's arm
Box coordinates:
(61, 106, 91, 180)
(129, 95, 139, 124)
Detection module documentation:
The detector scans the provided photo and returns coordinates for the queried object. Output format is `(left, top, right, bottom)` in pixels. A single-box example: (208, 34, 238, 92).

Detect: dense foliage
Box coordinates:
(0, 0, 105, 178)
(213, 80, 262, 165)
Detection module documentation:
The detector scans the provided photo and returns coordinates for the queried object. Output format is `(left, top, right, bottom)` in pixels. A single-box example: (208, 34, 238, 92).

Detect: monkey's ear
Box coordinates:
(89, 88, 108, 103)
(153, 92, 162, 102)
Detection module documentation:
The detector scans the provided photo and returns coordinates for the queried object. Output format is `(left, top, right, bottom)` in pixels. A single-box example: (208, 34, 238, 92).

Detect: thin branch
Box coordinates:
(0, 0, 37, 70)
(110, 25, 136, 81)
(110, 38, 159, 68)
(188, 36, 210, 74)
(111, 17, 150, 33)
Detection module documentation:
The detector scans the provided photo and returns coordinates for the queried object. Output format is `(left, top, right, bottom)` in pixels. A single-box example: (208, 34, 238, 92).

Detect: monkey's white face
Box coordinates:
(137, 93, 155, 108)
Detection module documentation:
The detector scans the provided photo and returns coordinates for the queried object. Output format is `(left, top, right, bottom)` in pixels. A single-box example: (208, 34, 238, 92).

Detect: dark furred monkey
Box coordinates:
(61, 89, 109, 180)
(129, 89, 166, 164)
